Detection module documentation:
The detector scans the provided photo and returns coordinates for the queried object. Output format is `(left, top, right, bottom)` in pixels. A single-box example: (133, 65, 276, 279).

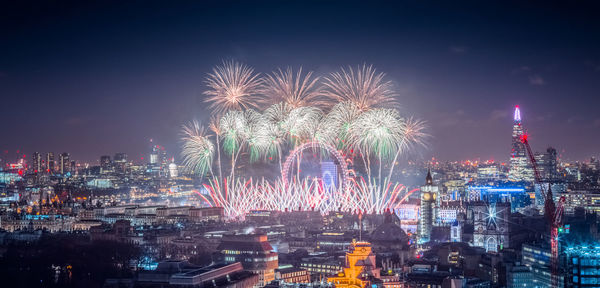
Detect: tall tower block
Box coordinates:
(508, 106, 534, 182)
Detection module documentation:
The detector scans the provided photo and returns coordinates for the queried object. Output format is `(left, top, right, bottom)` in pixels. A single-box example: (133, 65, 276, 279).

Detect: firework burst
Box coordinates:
(180, 120, 214, 176)
(261, 67, 325, 108)
(283, 106, 323, 145)
(316, 101, 363, 149)
(347, 108, 406, 160)
(183, 62, 430, 220)
(322, 64, 397, 111)
(204, 60, 263, 115)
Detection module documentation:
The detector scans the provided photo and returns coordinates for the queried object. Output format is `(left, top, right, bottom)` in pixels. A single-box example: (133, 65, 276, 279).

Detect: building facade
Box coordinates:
(472, 202, 510, 252)
(217, 234, 278, 287)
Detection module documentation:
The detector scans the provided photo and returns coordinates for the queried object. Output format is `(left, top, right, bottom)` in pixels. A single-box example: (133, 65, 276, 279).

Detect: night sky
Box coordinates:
(1, 1, 599, 164)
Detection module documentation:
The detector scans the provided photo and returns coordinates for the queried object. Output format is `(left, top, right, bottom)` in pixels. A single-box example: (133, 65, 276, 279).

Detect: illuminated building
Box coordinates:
(276, 267, 310, 284)
(217, 234, 278, 287)
(59, 152, 70, 174)
(150, 144, 159, 164)
(46, 152, 54, 173)
(418, 169, 436, 244)
(32, 152, 42, 173)
(561, 189, 600, 215)
(113, 153, 127, 173)
(1, 214, 74, 232)
(87, 178, 114, 189)
(299, 254, 342, 279)
(508, 105, 534, 182)
(477, 164, 500, 182)
(564, 245, 600, 287)
(436, 202, 465, 226)
(534, 147, 559, 181)
(472, 201, 510, 252)
(522, 243, 564, 287)
(506, 263, 532, 288)
(326, 241, 382, 288)
(444, 179, 466, 201)
(316, 231, 355, 251)
(395, 203, 419, 233)
(169, 161, 178, 178)
(468, 185, 530, 212)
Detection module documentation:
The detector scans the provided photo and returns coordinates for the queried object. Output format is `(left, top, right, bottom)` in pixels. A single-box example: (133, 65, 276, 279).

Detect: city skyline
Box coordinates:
(2, 2, 600, 287)
(1, 1, 600, 162)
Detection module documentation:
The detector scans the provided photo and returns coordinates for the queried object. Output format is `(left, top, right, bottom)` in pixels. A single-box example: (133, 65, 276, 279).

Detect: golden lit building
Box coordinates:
(327, 240, 381, 288)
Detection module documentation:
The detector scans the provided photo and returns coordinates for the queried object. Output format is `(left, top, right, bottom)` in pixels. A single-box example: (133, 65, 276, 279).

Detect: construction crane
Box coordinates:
(520, 133, 565, 287)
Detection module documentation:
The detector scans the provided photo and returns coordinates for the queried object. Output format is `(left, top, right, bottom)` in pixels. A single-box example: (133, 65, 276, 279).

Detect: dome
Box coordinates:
(370, 221, 408, 243)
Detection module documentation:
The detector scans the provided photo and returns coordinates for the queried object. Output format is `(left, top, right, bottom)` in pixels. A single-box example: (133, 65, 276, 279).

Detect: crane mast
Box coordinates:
(520, 134, 564, 287)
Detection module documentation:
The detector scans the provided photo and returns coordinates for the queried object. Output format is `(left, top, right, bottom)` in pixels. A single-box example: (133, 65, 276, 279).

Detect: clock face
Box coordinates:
(361, 248, 366, 252)
(423, 193, 431, 201)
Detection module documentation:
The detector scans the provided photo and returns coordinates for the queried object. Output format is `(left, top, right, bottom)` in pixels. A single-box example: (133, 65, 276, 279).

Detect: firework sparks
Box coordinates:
(183, 63, 429, 220)
(283, 106, 323, 145)
(347, 108, 406, 160)
(261, 67, 325, 108)
(180, 120, 214, 176)
(198, 177, 413, 220)
(322, 64, 397, 111)
(204, 60, 263, 115)
(316, 101, 363, 149)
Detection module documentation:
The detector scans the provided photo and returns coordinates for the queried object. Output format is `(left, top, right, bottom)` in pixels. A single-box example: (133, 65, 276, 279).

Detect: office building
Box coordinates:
(564, 245, 600, 287)
(46, 152, 54, 173)
(113, 153, 127, 173)
(59, 152, 70, 174)
(32, 152, 42, 173)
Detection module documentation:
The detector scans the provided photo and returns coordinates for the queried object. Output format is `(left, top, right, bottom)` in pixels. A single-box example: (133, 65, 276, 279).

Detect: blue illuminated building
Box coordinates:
(522, 243, 556, 287)
(467, 185, 530, 212)
(565, 245, 600, 287)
